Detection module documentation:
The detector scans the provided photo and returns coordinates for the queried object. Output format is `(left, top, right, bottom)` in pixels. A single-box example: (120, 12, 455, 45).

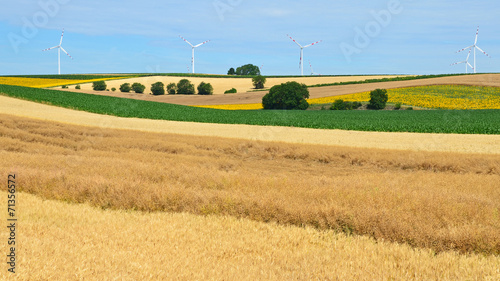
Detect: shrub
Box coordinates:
(61, 85, 68, 89)
(120, 83, 131, 93)
(330, 100, 362, 110)
(167, 83, 177, 95)
(262, 81, 309, 110)
(75, 85, 81, 90)
(111, 87, 116, 92)
(368, 88, 388, 110)
(252, 75, 266, 89)
(394, 103, 402, 110)
(406, 107, 414, 110)
(92, 81, 107, 91)
(132, 83, 146, 94)
(151, 82, 165, 95)
(197, 82, 213, 95)
(177, 79, 195, 95)
(224, 88, 237, 94)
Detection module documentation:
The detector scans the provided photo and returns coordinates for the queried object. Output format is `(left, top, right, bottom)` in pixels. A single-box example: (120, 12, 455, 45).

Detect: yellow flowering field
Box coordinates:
(201, 85, 500, 110)
(0, 77, 128, 88)
(311, 85, 500, 110)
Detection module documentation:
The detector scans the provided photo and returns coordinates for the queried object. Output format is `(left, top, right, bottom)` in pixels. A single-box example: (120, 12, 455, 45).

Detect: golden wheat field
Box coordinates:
(0, 191, 499, 280)
(1, 114, 500, 250)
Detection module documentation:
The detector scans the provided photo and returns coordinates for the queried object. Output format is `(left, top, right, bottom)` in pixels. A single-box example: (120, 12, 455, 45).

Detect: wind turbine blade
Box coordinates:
(474, 26, 479, 45)
(457, 46, 474, 53)
(179, 36, 194, 47)
(465, 48, 472, 61)
(303, 40, 322, 48)
(450, 61, 466, 66)
(194, 40, 210, 48)
(42, 46, 59, 51)
(467, 62, 473, 69)
(287, 34, 303, 48)
(60, 47, 73, 59)
(475, 46, 491, 58)
(60, 28, 65, 45)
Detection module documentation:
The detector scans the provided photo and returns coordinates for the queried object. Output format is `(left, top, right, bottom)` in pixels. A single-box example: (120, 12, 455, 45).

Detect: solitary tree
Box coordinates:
(167, 83, 177, 95)
(227, 67, 236, 75)
(120, 83, 131, 92)
(262, 81, 309, 110)
(131, 82, 146, 94)
(367, 89, 388, 110)
(151, 82, 165, 95)
(92, 81, 107, 91)
(197, 82, 213, 95)
(252, 75, 266, 89)
(177, 79, 195, 95)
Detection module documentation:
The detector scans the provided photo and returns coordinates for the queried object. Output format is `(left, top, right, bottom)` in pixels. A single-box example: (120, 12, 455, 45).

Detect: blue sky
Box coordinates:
(0, 0, 498, 75)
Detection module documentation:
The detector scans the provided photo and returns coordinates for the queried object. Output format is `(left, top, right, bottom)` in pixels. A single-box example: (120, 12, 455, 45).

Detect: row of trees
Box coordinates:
(92, 79, 214, 95)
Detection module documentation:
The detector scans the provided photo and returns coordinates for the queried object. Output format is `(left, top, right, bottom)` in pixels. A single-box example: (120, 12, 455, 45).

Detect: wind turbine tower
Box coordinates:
(287, 34, 322, 76)
(42, 28, 73, 75)
(457, 26, 491, 73)
(179, 36, 210, 74)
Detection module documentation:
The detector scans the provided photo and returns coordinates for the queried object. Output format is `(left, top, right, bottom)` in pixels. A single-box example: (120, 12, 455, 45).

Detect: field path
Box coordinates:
(52, 74, 500, 105)
(1, 95, 499, 154)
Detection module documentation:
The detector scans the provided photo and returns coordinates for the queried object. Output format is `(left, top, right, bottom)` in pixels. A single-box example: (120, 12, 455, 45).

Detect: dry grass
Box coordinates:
(0, 192, 499, 280)
(1, 114, 499, 256)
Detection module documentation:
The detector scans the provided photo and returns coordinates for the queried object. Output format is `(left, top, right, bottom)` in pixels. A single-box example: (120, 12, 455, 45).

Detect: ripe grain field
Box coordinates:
(0, 191, 499, 280)
(1, 115, 499, 257)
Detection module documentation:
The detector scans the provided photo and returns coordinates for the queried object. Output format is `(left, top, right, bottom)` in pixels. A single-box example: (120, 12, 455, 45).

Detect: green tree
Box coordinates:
(262, 81, 309, 110)
(151, 82, 165, 95)
(120, 83, 131, 92)
(368, 89, 388, 110)
(197, 82, 213, 95)
(227, 67, 236, 75)
(177, 79, 195, 95)
(235, 64, 260, 76)
(131, 83, 146, 94)
(92, 81, 107, 91)
(167, 83, 177, 95)
(252, 75, 266, 89)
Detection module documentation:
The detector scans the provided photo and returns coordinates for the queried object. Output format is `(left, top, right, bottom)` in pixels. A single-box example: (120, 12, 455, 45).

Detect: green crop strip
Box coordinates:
(1, 84, 499, 134)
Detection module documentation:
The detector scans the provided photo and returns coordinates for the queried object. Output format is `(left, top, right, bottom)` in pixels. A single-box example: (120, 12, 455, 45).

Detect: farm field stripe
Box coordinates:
(0, 76, 130, 88)
(1, 96, 499, 154)
(4, 192, 499, 280)
(1, 85, 500, 135)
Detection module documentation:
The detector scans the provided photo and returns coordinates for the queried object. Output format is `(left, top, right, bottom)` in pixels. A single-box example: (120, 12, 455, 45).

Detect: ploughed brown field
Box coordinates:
(53, 73, 500, 105)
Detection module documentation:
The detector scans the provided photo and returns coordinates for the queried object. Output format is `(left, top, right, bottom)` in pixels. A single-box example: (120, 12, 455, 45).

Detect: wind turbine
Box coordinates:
(287, 34, 322, 76)
(451, 48, 474, 73)
(42, 28, 73, 75)
(179, 36, 210, 74)
(456, 26, 491, 73)
(309, 60, 321, 76)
